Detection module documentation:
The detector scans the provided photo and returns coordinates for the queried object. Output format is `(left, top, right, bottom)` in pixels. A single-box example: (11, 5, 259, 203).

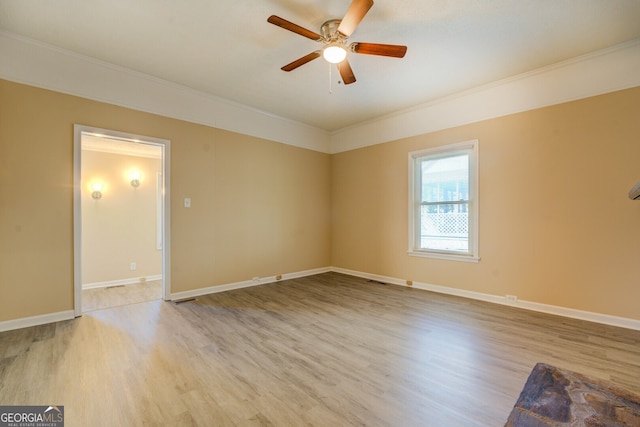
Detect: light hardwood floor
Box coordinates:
(1, 272, 639, 426)
(82, 280, 162, 312)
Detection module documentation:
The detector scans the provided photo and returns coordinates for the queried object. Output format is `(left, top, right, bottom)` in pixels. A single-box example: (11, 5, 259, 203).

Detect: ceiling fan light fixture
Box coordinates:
(268, 1, 407, 84)
(323, 44, 347, 64)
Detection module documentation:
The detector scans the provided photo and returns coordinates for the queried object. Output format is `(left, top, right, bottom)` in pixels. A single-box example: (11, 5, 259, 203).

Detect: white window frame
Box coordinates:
(408, 140, 479, 262)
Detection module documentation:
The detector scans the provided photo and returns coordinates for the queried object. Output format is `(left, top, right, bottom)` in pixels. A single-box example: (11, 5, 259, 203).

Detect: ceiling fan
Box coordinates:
(267, 0, 407, 85)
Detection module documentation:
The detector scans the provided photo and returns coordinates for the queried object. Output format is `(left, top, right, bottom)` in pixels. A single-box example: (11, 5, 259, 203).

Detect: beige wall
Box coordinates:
(332, 87, 640, 321)
(1, 77, 639, 325)
(0, 79, 331, 322)
(81, 150, 162, 285)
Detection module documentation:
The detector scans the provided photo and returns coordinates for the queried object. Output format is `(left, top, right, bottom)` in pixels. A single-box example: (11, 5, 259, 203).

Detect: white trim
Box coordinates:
(161, 138, 172, 302)
(82, 275, 163, 290)
(0, 30, 330, 153)
(74, 125, 171, 315)
(330, 267, 640, 331)
(407, 251, 480, 263)
(408, 140, 479, 262)
(73, 128, 82, 317)
(169, 267, 331, 301)
(329, 38, 640, 153)
(0, 311, 75, 333)
(1, 31, 639, 154)
(3, 267, 639, 332)
(156, 172, 163, 250)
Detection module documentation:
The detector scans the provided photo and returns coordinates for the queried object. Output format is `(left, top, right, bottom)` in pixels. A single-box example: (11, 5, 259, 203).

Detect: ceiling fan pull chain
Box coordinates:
(268, 1, 406, 86)
(329, 63, 333, 94)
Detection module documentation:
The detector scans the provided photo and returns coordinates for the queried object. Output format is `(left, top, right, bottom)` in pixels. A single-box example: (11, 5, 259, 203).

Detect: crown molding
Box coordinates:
(1, 30, 638, 155)
(329, 38, 640, 153)
(0, 30, 331, 153)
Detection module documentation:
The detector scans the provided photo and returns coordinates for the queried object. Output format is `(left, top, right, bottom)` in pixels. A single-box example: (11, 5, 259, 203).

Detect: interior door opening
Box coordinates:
(73, 125, 171, 315)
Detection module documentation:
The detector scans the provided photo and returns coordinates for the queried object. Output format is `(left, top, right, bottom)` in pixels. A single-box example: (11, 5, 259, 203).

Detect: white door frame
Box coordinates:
(73, 124, 171, 316)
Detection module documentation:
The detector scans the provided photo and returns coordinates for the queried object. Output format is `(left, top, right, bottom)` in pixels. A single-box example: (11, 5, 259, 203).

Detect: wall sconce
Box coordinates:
(129, 171, 141, 188)
(91, 182, 103, 200)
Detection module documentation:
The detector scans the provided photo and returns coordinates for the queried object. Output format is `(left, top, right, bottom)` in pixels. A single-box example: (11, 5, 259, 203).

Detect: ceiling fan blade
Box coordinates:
(268, 15, 322, 41)
(281, 51, 322, 72)
(337, 0, 374, 37)
(337, 60, 356, 85)
(351, 42, 407, 58)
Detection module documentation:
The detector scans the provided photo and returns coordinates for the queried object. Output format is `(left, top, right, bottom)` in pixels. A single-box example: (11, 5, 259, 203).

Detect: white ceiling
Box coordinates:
(1, 0, 639, 132)
(82, 135, 162, 159)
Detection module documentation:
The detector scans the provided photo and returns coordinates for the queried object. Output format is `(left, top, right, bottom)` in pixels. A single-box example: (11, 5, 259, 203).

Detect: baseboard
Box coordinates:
(169, 267, 332, 301)
(0, 310, 75, 333)
(4, 267, 637, 332)
(330, 267, 640, 331)
(83, 275, 163, 290)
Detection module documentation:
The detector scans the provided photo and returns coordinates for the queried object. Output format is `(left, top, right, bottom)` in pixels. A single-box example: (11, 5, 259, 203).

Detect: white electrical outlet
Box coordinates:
(130, 262, 137, 271)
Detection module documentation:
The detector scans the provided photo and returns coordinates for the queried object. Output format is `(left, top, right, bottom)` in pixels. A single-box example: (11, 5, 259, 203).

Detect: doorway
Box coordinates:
(73, 125, 171, 315)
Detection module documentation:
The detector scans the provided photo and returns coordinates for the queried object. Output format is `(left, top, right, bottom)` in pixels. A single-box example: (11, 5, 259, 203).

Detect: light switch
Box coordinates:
(184, 198, 191, 208)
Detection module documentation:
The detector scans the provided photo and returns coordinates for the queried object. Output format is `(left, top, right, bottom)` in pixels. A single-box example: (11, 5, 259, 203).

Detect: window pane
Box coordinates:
(419, 204, 469, 252)
(409, 141, 478, 261)
(421, 154, 469, 203)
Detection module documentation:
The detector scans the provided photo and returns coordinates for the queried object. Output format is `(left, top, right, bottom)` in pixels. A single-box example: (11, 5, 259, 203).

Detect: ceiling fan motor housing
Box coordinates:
(268, 0, 406, 85)
(321, 19, 345, 41)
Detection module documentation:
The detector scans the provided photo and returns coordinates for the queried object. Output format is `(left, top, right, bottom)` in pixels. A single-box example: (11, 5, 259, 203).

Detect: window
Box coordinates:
(409, 140, 479, 262)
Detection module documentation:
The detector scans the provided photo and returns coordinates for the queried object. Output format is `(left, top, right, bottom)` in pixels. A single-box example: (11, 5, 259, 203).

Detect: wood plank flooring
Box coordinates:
(1, 272, 639, 426)
(82, 280, 162, 312)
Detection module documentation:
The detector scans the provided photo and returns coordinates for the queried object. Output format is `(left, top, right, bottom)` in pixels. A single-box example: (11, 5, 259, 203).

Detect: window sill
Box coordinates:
(408, 250, 480, 263)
